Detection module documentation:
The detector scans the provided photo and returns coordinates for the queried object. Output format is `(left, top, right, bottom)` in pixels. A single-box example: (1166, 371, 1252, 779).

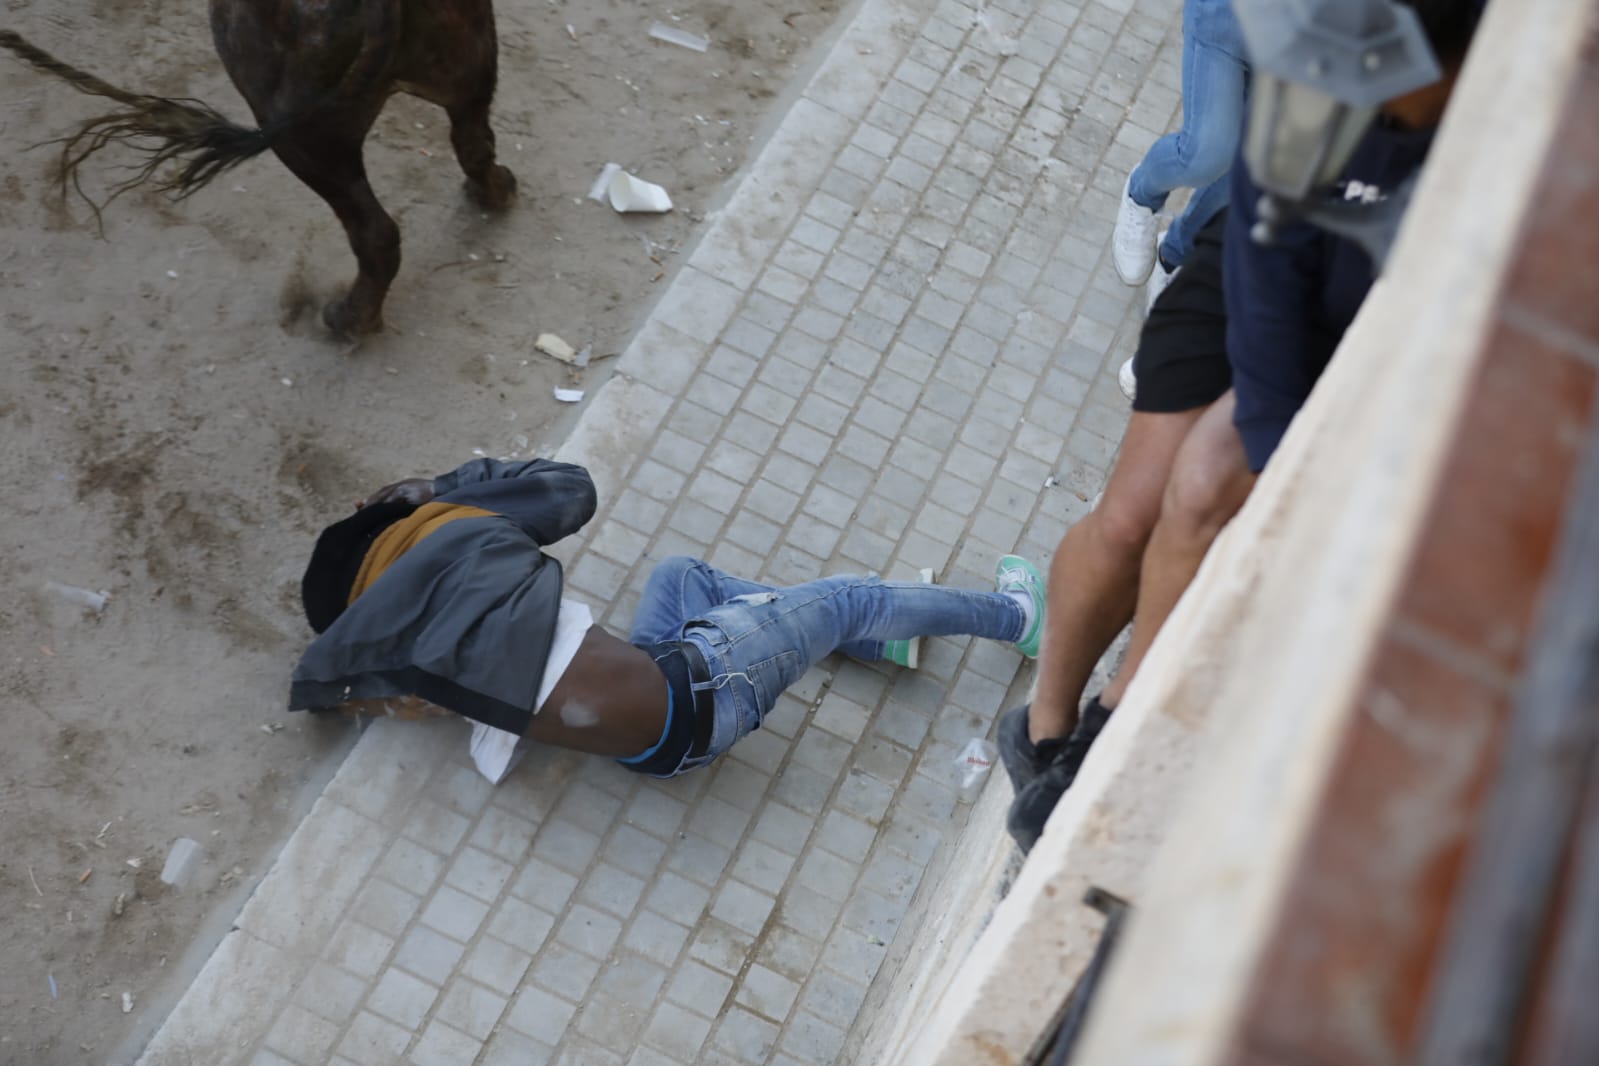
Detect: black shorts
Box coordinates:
(1131, 210, 1232, 414)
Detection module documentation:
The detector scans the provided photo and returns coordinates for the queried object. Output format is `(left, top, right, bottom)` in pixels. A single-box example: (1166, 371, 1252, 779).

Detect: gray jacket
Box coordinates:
(288, 458, 598, 735)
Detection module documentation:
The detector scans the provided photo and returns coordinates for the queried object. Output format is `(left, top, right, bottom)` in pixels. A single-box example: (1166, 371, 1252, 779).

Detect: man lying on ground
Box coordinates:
(289, 458, 1046, 781)
(1000, 0, 1483, 853)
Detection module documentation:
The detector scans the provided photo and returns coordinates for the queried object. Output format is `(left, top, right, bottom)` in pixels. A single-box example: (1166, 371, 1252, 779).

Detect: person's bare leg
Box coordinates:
(1100, 390, 1256, 708)
(1029, 408, 1205, 743)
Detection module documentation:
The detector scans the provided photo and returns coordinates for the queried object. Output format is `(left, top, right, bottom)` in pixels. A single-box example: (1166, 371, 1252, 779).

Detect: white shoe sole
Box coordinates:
(1114, 248, 1156, 287)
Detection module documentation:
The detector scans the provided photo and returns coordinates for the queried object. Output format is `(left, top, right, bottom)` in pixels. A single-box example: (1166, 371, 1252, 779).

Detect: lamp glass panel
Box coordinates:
(1245, 74, 1376, 200)
(1315, 104, 1377, 187)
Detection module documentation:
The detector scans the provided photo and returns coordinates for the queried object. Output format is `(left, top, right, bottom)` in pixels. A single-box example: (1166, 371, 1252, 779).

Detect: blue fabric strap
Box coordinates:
(617, 686, 676, 768)
(617, 642, 711, 775)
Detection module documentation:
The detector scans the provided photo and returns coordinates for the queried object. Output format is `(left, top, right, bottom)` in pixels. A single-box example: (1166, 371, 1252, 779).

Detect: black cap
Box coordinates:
(299, 500, 418, 634)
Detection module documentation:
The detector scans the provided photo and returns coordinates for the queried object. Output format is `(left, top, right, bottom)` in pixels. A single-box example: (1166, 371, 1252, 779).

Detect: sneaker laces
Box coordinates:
(1116, 194, 1159, 248)
(995, 560, 1034, 590)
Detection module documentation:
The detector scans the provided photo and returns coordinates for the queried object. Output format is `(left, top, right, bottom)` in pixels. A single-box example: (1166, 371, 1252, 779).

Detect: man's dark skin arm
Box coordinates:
(531, 630, 670, 758)
(358, 478, 671, 761)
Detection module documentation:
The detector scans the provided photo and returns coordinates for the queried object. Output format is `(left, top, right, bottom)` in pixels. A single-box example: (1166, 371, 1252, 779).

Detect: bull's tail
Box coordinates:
(0, 29, 277, 222)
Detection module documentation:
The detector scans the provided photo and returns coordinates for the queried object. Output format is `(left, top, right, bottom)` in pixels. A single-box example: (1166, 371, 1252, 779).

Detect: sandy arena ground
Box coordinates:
(0, 0, 841, 1058)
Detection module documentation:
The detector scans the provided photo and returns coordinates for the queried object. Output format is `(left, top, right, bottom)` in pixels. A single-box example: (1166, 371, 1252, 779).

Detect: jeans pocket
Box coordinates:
(745, 650, 802, 728)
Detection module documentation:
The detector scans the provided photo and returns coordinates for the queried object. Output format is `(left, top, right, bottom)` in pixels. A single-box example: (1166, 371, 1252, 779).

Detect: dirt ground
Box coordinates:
(0, 0, 841, 1059)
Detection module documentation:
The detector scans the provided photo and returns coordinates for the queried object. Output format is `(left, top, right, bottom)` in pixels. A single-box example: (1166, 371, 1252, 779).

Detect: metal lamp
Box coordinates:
(1233, 0, 1441, 269)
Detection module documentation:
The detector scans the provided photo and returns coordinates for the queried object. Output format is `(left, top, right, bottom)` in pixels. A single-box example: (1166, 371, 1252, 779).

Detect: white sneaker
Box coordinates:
(1145, 229, 1178, 312)
(1146, 260, 1178, 312)
(1117, 357, 1137, 401)
(1113, 177, 1159, 285)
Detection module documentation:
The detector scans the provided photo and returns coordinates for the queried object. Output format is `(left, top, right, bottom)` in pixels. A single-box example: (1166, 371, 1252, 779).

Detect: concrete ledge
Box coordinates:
(864, 634, 1132, 1066)
(613, 317, 715, 399)
(687, 101, 860, 290)
(853, 771, 1017, 1065)
(877, 661, 1212, 1066)
(555, 374, 675, 498)
(319, 717, 460, 830)
(233, 796, 389, 956)
(137, 930, 299, 1066)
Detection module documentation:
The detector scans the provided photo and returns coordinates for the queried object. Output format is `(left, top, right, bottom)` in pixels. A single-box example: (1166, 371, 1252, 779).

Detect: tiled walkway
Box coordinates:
(136, 0, 1181, 1061)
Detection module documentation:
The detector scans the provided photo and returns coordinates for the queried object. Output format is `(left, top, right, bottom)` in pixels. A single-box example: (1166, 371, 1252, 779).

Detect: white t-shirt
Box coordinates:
(534, 598, 596, 710)
(470, 598, 594, 783)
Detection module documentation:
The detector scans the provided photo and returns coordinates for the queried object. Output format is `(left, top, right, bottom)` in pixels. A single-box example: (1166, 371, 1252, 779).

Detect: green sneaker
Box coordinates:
(995, 555, 1045, 659)
(882, 638, 918, 669)
(883, 568, 935, 668)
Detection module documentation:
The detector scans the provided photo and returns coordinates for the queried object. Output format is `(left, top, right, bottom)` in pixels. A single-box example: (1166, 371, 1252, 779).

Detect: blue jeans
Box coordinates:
(629, 557, 1025, 773)
(1127, 0, 1249, 268)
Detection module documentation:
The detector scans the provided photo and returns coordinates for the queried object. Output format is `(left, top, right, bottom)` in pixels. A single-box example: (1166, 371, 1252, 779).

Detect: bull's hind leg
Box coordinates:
(272, 125, 399, 336)
(395, 0, 514, 209)
(448, 92, 516, 211)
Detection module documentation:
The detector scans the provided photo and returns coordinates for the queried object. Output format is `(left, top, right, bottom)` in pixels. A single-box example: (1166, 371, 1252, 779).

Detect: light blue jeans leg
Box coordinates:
(629, 556, 775, 644)
(1126, 2, 1249, 267)
(1160, 168, 1233, 268)
(679, 575, 1026, 761)
(629, 556, 877, 658)
(704, 574, 1026, 668)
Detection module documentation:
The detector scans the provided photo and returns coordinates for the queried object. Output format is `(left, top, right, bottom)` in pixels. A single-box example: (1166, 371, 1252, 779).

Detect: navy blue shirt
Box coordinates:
(1224, 120, 1436, 472)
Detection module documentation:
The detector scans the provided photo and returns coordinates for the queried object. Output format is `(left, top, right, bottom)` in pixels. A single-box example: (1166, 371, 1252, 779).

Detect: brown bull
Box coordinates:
(0, 0, 515, 336)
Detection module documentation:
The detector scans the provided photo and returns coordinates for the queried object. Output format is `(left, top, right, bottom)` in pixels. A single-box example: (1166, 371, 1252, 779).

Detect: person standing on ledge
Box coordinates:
(289, 457, 1047, 782)
(1111, 0, 1250, 398)
(1003, 0, 1483, 855)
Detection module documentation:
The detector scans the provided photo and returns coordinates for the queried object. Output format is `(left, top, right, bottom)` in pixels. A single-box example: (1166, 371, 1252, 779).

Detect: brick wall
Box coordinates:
(1230, 18, 1599, 1064)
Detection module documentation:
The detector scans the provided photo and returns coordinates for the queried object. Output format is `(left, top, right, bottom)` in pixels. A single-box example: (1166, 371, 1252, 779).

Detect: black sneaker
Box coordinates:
(1006, 697, 1114, 854)
(997, 703, 1071, 793)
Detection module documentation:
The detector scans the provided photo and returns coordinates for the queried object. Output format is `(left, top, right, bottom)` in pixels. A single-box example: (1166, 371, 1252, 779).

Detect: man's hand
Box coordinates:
(357, 478, 435, 510)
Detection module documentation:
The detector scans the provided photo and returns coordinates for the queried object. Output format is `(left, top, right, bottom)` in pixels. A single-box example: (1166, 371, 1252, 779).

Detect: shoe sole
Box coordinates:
(1114, 251, 1155, 287)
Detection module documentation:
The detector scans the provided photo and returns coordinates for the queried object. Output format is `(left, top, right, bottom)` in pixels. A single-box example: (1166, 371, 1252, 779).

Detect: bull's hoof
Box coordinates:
(469, 165, 517, 211)
(322, 295, 382, 338)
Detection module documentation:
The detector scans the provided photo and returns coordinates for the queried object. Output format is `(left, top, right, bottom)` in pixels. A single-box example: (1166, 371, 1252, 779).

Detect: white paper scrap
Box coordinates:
(649, 22, 709, 52)
(470, 721, 528, 783)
